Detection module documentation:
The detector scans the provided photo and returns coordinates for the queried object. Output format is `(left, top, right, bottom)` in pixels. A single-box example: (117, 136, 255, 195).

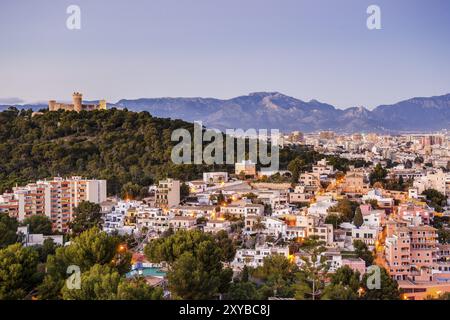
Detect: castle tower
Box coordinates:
(72, 92, 83, 112)
(99, 100, 107, 110)
(48, 100, 56, 111)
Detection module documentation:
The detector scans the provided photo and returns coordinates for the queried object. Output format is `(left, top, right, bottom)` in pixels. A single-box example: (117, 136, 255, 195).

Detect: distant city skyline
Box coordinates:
(1, 0, 450, 109)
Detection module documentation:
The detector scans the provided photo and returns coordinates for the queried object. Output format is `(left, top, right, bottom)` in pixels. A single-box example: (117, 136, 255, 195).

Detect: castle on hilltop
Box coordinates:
(48, 92, 107, 112)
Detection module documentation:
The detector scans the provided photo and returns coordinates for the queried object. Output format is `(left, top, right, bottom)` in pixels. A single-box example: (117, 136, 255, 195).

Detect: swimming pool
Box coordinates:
(126, 267, 166, 278)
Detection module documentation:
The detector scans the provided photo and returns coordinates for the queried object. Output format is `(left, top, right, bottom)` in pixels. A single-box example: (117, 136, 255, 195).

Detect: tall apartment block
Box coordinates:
(0, 177, 107, 232)
(49, 92, 107, 112)
(154, 179, 180, 209)
(385, 222, 438, 281)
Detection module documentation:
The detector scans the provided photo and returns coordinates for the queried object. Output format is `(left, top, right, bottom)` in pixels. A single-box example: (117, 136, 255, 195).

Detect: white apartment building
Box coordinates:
(0, 176, 107, 232)
(17, 225, 64, 247)
(362, 210, 385, 228)
(285, 226, 307, 240)
(312, 159, 334, 175)
(137, 206, 172, 234)
(203, 172, 228, 183)
(103, 201, 140, 235)
(308, 198, 337, 217)
(171, 205, 216, 219)
(169, 216, 197, 231)
(362, 189, 394, 207)
(232, 245, 290, 270)
(413, 169, 449, 196)
(203, 219, 231, 233)
(299, 172, 321, 186)
(351, 225, 378, 247)
(289, 185, 317, 203)
(220, 203, 264, 218)
(263, 217, 287, 237)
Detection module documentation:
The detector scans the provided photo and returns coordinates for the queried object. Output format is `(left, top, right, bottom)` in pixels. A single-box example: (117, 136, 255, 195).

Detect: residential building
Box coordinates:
(232, 245, 289, 270)
(203, 172, 228, 183)
(155, 179, 180, 208)
(0, 176, 107, 232)
(169, 216, 197, 231)
(235, 160, 256, 176)
(204, 219, 231, 233)
(17, 225, 64, 247)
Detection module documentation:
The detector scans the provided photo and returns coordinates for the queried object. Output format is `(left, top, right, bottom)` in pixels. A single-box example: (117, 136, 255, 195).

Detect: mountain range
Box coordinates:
(3, 92, 450, 133)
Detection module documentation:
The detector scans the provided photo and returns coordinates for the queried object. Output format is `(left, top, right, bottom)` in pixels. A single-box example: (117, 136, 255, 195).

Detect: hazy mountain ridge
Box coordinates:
(3, 92, 450, 133)
(116, 92, 450, 133)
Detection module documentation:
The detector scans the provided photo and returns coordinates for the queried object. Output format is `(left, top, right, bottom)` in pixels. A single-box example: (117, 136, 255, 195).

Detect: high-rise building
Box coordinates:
(0, 177, 107, 232)
(385, 224, 438, 281)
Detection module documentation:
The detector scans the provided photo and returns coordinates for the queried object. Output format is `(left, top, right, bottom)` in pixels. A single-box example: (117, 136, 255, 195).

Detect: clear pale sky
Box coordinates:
(1, 0, 449, 108)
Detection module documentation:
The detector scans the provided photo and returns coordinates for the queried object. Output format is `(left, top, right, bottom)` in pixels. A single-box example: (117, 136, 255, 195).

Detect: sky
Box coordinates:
(0, 0, 449, 108)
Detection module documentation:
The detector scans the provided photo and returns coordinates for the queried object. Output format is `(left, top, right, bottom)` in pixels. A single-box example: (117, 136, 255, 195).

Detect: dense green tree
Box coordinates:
(437, 228, 450, 244)
(121, 182, 143, 200)
(0, 213, 18, 249)
(322, 266, 360, 300)
(61, 264, 120, 300)
(422, 189, 447, 212)
(167, 251, 232, 300)
(369, 164, 387, 186)
(69, 201, 102, 235)
(215, 230, 236, 263)
(287, 157, 306, 183)
(325, 213, 343, 229)
(61, 264, 162, 300)
(353, 207, 364, 228)
(36, 238, 58, 263)
(22, 215, 52, 235)
(0, 243, 41, 299)
(116, 277, 163, 300)
(180, 182, 190, 200)
(144, 229, 233, 264)
(227, 281, 260, 300)
(361, 267, 400, 300)
(353, 240, 374, 267)
(144, 230, 233, 299)
(241, 265, 250, 282)
(328, 199, 359, 222)
(253, 255, 297, 299)
(37, 227, 131, 299)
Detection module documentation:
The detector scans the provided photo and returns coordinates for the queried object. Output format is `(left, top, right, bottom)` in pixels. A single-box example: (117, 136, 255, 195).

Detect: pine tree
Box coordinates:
(353, 207, 364, 228)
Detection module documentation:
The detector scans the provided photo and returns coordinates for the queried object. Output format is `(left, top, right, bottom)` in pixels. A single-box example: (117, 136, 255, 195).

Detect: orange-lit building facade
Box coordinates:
(385, 224, 438, 281)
